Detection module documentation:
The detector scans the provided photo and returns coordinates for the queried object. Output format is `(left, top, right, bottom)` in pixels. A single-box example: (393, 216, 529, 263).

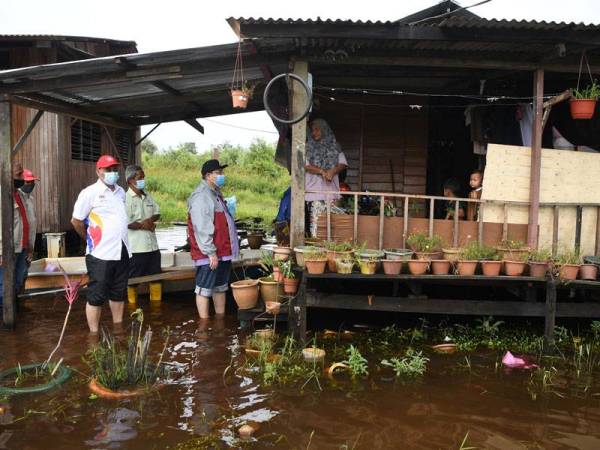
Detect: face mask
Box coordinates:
(135, 179, 146, 190)
(21, 183, 35, 194)
(215, 174, 226, 187)
(14, 179, 24, 189)
(103, 171, 119, 186)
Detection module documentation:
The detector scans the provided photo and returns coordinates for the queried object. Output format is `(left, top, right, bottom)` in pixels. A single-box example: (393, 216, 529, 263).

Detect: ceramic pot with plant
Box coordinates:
(528, 248, 552, 278)
(281, 260, 300, 294)
(358, 257, 378, 275)
(579, 263, 598, 281)
(335, 254, 354, 274)
(273, 246, 291, 261)
(479, 245, 502, 276)
(259, 276, 283, 303)
(231, 82, 255, 109)
(497, 239, 529, 261)
(294, 245, 324, 268)
(442, 247, 461, 262)
(456, 242, 481, 276)
(570, 81, 600, 120)
(325, 241, 354, 273)
(246, 224, 264, 249)
(304, 249, 328, 274)
(383, 248, 413, 261)
(408, 259, 429, 275)
(231, 279, 260, 309)
(406, 232, 443, 260)
(503, 251, 529, 277)
(555, 251, 582, 280)
(431, 260, 452, 275)
(382, 259, 403, 275)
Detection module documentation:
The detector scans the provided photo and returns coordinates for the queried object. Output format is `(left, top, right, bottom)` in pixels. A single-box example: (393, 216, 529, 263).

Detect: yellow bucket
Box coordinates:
(149, 282, 162, 302)
(127, 287, 138, 304)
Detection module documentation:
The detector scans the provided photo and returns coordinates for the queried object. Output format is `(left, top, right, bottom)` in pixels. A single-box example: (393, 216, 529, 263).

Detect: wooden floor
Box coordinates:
(288, 272, 600, 350)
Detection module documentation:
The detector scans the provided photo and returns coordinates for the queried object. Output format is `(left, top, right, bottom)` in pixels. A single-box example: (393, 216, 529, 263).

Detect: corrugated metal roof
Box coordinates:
(232, 17, 395, 26)
(436, 16, 600, 31)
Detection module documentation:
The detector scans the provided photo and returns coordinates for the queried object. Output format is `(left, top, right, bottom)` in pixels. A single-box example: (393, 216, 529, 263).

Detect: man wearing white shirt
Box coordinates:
(71, 155, 131, 333)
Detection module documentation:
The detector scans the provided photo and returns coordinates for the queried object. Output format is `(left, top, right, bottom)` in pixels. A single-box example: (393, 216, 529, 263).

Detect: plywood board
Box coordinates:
(481, 144, 600, 255)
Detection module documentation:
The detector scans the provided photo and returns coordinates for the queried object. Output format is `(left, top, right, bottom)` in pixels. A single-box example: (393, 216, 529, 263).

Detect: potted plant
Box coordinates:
(456, 242, 481, 276)
(382, 258, 403, 275)
(480, 246, 502, 276)
(407, 258, 430, 275)
(406, 232, 443, 260)
(231, 81, 255, 109)
(281, 260, 300, 295)
(357, 256, 378, 275)
(273, 246, 291, 261)
(294, 245, 325, 268)
(259, 276, 283, 303)
(383, 248, 413, 261)
(324, 241, 354, 273)
(528, 248, 552, 278)
(580, 261, 599, 281)
(431, 258, 452, 275)
(497, 239, 529, 261)
(570, 81, 600, 120)
(230, 279, 260, 309)
(503, 251, 529, 277)
(304, 249, 328, 274)
(335, 253, 355, 274)
(442, 247, 461, 262)
(555, 250, 582, 280)
(245, 221, 264, 250)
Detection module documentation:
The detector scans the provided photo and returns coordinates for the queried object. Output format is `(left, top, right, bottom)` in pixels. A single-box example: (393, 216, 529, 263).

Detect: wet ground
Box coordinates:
(1, 294, 600, 450)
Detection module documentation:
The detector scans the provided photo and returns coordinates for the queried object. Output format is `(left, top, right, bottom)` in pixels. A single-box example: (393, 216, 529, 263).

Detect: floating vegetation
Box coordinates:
(381, 349, 429, 379)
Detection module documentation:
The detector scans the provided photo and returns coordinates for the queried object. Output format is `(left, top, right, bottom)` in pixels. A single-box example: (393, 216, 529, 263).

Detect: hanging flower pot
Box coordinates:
(229, 41, 255, 109)
(570, 54, 599, 119)
(570, 99, 597, 119)
(231, 89, 249, 109)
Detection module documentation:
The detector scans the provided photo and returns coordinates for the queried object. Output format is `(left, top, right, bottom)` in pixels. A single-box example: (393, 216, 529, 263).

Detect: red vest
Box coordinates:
(187, 211, 232, 260)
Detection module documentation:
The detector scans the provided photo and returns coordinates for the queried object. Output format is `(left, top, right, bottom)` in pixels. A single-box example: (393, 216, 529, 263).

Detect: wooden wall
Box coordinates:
(318, 96, 428, 194)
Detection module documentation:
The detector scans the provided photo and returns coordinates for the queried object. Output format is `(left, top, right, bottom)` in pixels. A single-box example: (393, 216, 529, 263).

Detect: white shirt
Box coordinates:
(126, 188, 160, 253)
(72, 179, 131, 260)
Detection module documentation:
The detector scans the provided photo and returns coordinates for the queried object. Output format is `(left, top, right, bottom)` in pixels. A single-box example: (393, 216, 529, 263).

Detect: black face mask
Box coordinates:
(14, 179, 24, 189)
(21, 183, 35, 194)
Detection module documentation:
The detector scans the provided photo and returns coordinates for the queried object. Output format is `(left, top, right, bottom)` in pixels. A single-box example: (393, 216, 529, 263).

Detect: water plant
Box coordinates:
(381, 349, 429, 379)
(342, 345, 369, 378)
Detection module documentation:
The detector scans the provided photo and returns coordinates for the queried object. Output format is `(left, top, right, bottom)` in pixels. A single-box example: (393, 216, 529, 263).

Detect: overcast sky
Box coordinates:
(1, 0, 598, 152)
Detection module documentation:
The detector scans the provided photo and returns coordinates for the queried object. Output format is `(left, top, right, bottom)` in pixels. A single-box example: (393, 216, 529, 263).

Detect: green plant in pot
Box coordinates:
(503, 249, 530, 277)
(554, 250, 582, 280)
(479, 245, 502, 276)
(336, 253, 355, 274)
(456, 241, 481, 276)
(528, 248, 552, 278)
(497, 239, 529, 261)
(357, 255, 378, 275)
(304, 248, 328, 275)
(571, 81, 600, 119)
(281, 260, 300, 295)
(324, 240, 355, 273)
(406, 232, 443, 260)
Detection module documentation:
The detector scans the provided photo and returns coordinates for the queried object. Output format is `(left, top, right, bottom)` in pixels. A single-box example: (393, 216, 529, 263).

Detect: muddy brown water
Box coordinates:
(2, 296, 600, 450)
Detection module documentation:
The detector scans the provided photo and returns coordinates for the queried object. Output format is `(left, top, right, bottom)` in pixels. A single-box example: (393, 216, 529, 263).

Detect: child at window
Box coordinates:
(443, 178, 465, 220)
(467, 170, 483, 221)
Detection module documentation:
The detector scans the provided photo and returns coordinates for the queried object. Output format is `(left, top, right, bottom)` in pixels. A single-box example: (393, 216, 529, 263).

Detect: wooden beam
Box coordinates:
(12, 109, 44, 156)
(184, 118, 205, 135)
(542, 89, 571, 130)
(134, 122, 161, 147)
(290, 60, 308, 248)
(596, 206, 600, 257)
(1, 100, 15, 329)
(528, 69, 544, 249)
(544, 279, 557, 351)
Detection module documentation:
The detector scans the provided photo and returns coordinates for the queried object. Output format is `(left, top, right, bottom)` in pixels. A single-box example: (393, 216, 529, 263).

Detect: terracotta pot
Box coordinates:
(230, 279, 259, 310)
(358, 259, 377, 275)
(89, 378, 152, 399)
(265, 301, 281, 315)
(247, 233, 263, 250)
(579, 264, 598, 281)
(442, 248, 461, 262)
(272, 266, 284, 282)
(335, 259, 354, 274)
(273, 246, 291, 261)
(254, 329, 275, 341)
(231, 89, 249, 109)
(497, 247, 529, 261)
(528, 261, 549, 278)
(258, 277, 283, 303)
(432, 343, 457, 354)
(570, 99, 596, 120)
(294, 246, 324, 267)
(408, 260, 429, 275)
(431, 260, 451, 275)
(414, 251, 443, 261)
(504, 260, 527, 276)
(456, 260, 478, 276)
(326, 250, 354, 272)
(559, 264, 580, 280)
(302, 347, 326, 362)
(382, 259, 403, 275)
(283, 277, 300, 294)
(481, 260, 502, 276)
(305, 259, 327, 274)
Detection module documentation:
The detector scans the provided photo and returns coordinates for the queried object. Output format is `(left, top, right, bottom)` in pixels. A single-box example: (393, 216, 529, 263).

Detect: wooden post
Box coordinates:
(552, 205, 559, 257)
(596, 206, 600, 256)
(575, 205, 583, 253)
(453, 199, 459, 247)
(1, 99, 16, 328)
(544, 278, 556, 352)
(378, 195, 385, 250)
(353, 194, 358, 244)
(528, 68, 544, 249)
(428, 198, 435, 238)
(477, 203, 484, 244)
(290, 61, 309, 248)
(403, 197, 409, 248)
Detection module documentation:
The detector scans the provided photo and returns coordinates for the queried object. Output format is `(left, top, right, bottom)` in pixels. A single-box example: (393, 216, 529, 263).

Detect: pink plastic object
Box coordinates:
(502, 351, 539, 369)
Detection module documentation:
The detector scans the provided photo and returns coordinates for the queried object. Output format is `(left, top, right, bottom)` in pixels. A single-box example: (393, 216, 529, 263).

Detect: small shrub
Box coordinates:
(406, 233, 442, 252)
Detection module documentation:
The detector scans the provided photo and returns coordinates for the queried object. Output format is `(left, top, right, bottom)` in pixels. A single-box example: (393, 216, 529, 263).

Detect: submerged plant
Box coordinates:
(381, 349, 429, 379)
(342, 345, 369, 378)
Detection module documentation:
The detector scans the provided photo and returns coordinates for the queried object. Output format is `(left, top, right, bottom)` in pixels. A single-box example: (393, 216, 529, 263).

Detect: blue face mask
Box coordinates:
(215, 174, 226, 187)
(103, 171, 119, 186)
(136, 179, 146, 190)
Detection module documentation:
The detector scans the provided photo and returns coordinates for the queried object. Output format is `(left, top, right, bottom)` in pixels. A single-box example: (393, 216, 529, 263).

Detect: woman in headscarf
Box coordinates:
(304, 118, 348, 236)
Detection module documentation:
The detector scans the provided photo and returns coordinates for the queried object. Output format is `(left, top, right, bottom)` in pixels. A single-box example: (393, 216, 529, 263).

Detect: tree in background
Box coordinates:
(141, 139, 158, 155)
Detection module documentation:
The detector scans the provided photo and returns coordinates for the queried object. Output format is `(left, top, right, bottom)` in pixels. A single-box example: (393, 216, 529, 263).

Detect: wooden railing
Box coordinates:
(307, 190, 600, 256)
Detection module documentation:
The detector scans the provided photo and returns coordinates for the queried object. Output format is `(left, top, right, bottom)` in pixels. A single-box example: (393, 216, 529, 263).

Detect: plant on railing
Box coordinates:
(458, 242, 484, 261)
(499, 239, 527, 250)
(406, 232, 442, 253)
(304, 249, 327, 260)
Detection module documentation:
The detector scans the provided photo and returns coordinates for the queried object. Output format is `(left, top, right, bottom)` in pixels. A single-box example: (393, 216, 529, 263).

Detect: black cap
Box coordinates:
(201, 159, 228, 176)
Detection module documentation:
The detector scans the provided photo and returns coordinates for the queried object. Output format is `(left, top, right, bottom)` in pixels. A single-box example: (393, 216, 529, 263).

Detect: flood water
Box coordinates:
(2, 293, 600, 450)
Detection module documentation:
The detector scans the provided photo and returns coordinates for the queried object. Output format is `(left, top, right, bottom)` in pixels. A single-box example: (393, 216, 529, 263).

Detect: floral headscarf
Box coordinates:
(306, 119, 341, 170)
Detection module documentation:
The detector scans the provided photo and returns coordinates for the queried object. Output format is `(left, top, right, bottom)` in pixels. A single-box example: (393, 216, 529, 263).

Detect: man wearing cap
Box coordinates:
(125, 164, 161, 281)
(71, 155, 130, 333)
(17, 169, 39, 291)
(188, 159, 239, 320)
(0, 162, 35, 307)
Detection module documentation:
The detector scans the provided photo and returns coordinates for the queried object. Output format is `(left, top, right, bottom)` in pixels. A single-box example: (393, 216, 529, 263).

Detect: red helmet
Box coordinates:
(96, 155, 119, 169)
(23, 169, 40, 181)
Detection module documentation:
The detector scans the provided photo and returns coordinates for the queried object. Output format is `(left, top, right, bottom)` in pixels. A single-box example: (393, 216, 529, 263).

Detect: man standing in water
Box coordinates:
(188, 159, 238, 320)
(71, 155, 130, 333)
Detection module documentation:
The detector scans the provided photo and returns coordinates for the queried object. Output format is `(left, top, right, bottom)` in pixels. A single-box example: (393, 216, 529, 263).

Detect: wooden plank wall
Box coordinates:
(318, 96, 428, 194)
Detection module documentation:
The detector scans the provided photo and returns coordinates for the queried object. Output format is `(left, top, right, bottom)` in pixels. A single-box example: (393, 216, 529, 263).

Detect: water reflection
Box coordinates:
(86, 408, 140, 448)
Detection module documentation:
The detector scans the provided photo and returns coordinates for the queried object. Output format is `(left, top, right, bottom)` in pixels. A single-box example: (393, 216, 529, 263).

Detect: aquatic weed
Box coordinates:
(381, 349, 429, 379)
(342, 345, 369, 378)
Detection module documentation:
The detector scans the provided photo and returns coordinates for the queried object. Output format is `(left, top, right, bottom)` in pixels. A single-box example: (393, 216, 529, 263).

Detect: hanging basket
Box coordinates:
(570, 99, 596, 120)
(230, 89, 249, 109)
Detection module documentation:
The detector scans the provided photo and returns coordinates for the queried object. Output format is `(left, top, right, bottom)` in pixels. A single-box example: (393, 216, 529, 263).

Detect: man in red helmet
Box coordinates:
(71, 155, 131, 333)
